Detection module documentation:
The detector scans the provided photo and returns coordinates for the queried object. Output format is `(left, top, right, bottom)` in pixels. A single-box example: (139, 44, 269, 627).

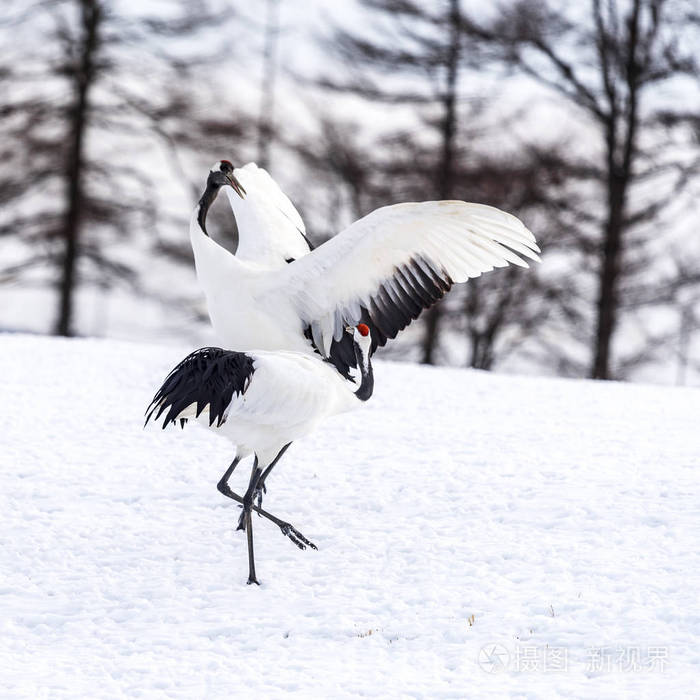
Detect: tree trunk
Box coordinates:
(591, 175, 625, 378)
(54, 0, 100, 336)
(590, 0, 640, 379)
(257, 0, 279, 170)
(421, 0, 460, 364)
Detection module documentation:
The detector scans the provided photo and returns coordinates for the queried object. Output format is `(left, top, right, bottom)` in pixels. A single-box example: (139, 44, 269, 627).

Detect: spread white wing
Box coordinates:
(259, 200, 541, 359)
(224, 162, 313, 266)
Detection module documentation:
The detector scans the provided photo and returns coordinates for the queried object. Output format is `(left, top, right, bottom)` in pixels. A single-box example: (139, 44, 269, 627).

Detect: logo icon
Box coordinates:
(478, 643, 510, 673)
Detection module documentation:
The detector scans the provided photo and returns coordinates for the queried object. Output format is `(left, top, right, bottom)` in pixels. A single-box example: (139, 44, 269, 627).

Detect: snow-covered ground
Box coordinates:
(1, 334, 698, 698)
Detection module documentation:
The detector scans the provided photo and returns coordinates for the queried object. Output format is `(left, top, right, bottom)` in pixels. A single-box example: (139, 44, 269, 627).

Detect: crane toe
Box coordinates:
(254, 482, 267, 510)
(280, 523, 317, 551)
(236, 509, 247, 531)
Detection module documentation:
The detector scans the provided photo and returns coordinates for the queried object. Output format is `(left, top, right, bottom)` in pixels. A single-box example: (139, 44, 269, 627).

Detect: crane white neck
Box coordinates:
(190, 191, 242, 298)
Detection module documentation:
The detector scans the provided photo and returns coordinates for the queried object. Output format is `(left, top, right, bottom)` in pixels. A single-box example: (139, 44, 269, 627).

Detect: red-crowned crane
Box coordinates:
(177, 161, 540, 583)
(192, 161, 541, 380)
(146, 324, 374, 585)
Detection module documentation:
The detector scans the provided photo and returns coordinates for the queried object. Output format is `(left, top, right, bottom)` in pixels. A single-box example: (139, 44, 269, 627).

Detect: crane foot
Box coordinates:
(280, 523, 317, 551)
(254, 483, 267, 511)
(236, 508, 247, 531)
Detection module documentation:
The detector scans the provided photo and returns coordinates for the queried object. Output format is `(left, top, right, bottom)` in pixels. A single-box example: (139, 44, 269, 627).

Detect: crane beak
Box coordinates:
(344, 326, 354, 335)
(227, 173, 246, 198)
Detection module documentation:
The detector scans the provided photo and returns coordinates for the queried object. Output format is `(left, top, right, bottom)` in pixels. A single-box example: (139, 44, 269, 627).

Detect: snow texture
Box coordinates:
(1, 333, 699, 698)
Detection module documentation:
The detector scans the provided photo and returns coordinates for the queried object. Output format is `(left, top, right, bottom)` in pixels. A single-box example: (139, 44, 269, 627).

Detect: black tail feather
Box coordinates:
(145, 348, 256, 429)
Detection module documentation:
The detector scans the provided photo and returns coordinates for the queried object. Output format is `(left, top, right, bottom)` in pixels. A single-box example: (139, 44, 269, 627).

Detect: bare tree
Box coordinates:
(449, 148, 570, 369)
(56, 0, 101, 336)
(308, 0, 560, 370)
(317, 0, 470, 363)
(257, 0, 281, 168)
(463, 0, 700, 378)
(0, 0, 232, 336)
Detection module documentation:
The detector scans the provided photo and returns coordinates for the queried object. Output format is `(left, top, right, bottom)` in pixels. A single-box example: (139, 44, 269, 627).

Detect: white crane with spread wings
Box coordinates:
(192, 160, 541, 379)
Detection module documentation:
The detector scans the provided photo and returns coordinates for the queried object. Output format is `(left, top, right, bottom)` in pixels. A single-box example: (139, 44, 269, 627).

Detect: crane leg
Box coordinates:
(253, 442, 292, 508)
(217, 455, 317, 552)
(245, 507, 258, 586)
(216, 454, 242, 494)
(237, 459, 263, 585)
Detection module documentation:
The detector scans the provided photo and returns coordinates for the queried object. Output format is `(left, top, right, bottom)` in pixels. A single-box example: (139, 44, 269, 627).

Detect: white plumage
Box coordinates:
(259, 200, 540, 355)
(184, 349, 367, 465)
(149, 161, 542, 585)
(192, 162, 541, 376)
(224, 162, 312, 267)
(147, 324, 374, 584)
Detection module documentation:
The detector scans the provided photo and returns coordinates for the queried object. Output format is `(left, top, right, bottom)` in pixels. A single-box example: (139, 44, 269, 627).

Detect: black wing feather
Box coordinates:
(304, 254, 454, 378)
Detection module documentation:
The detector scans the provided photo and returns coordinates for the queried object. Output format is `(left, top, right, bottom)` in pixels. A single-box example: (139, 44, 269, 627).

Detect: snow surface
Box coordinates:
(1, 333, 699, 698)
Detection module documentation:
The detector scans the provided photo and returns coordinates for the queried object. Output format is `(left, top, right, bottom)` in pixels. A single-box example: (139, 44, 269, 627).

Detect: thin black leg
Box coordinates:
(239, 460, 263, 585)
(216, 454, 242, 495)
(237, 459, 262, 531)
(217, 454, 317, 551)
(245, 509, 257, 585)
(254, 442, 292, 508)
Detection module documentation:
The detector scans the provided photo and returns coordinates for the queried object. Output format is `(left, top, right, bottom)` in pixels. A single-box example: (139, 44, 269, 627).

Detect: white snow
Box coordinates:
(1, 333, 699, 698)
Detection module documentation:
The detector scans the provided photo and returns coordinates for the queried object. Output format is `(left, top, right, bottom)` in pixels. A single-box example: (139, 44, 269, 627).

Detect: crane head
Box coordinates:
(208, 160, 246, 198)
(345, 323, 372, 354)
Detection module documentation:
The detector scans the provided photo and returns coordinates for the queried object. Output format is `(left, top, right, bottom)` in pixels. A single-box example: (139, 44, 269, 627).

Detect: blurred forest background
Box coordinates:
(1, 0, 699, 384)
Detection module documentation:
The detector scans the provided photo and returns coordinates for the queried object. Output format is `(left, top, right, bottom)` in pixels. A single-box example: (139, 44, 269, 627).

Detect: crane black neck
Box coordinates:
(353, 340, 374, 402)
(196, 177, 222, 237)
